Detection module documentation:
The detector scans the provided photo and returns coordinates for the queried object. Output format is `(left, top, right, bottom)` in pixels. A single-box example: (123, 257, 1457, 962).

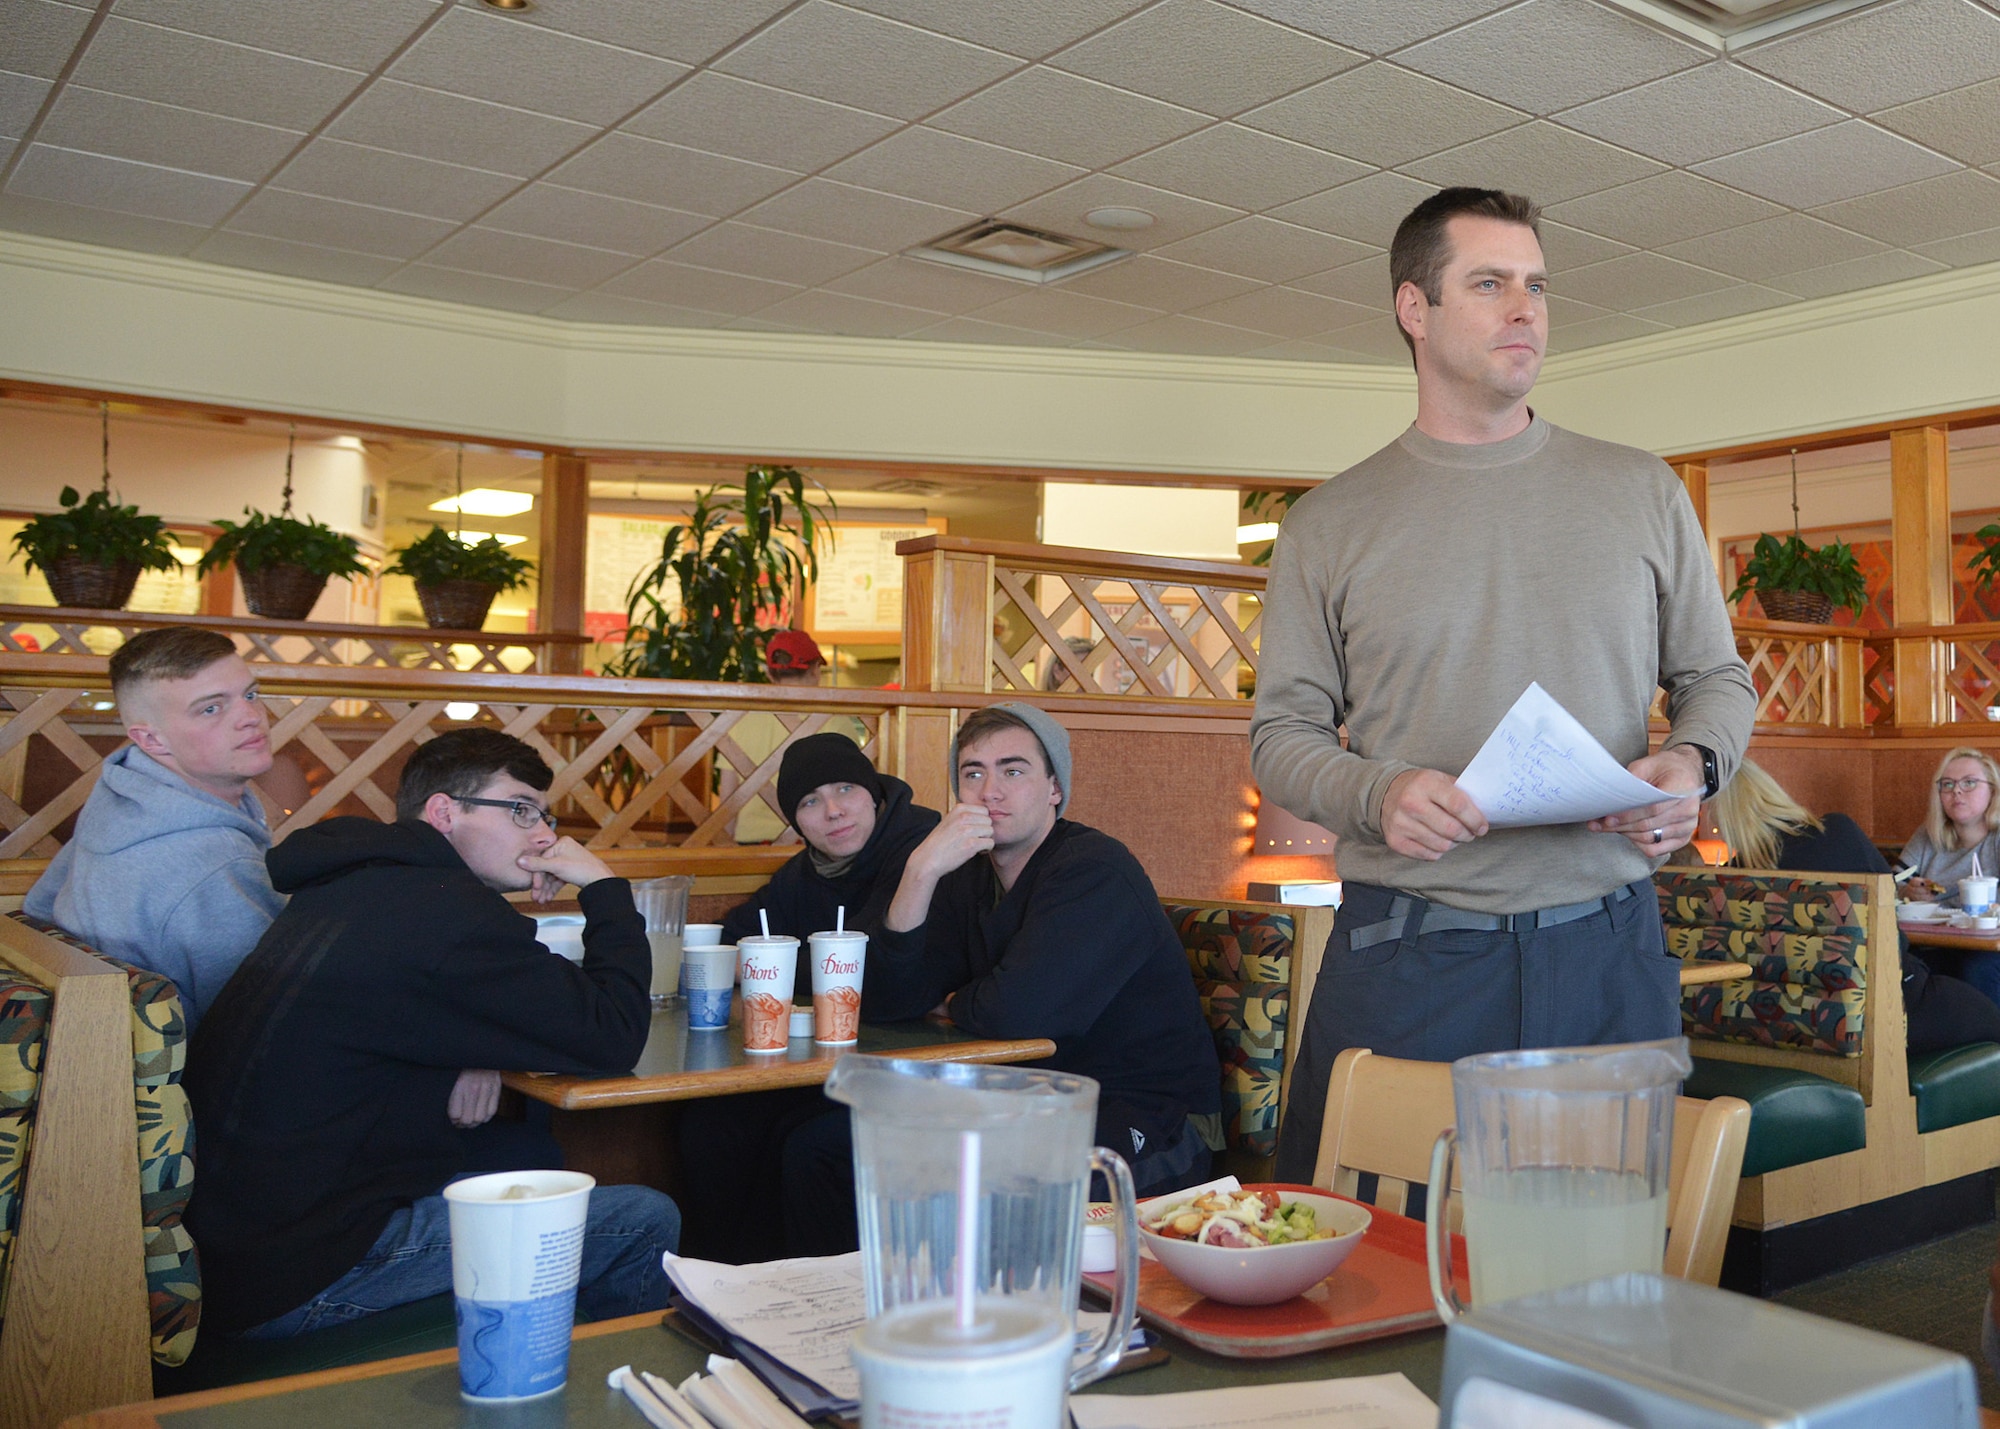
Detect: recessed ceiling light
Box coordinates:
(1085, 207, 1155, 232)
(450, 530, 529, 547)
(912, 220, 1130, 286)
(430, 488, 535, 517)
(480, 0, 534, 10)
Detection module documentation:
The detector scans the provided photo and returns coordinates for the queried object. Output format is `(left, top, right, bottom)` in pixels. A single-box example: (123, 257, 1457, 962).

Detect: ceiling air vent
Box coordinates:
(912, 220, 1131, 285)
(1603, 0, 1890, 46)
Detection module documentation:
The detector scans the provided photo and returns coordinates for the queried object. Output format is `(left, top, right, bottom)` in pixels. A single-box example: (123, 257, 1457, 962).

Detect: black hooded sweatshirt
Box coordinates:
(184, 817, 651, 1334)
(720, 774, 940, 1007)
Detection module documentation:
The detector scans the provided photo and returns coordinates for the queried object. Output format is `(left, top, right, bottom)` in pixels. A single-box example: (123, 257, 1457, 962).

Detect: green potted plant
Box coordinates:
(197, 507, 367, 621)
(385, 525, 535, 631)
(1727, 532, 1868, 624)
(12, 483, 179, 611)
(1968, 523, 2000, 596)
(608, 464, 832, 682)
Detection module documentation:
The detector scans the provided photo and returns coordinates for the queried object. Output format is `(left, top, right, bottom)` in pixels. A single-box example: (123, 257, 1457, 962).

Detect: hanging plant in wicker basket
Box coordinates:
(10, 403, 178, 611)
(387, 526, 534, 631)
(1724, 450, 1866, 626)
(197, 426, 367, 621)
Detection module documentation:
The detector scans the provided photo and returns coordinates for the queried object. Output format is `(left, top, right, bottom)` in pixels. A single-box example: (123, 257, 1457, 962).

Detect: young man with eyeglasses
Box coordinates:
(185, 728, 680, 1341)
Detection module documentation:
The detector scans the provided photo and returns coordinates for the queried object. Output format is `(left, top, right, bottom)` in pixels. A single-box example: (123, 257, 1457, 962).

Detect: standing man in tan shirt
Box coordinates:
(1252, 187, 1755, 1181)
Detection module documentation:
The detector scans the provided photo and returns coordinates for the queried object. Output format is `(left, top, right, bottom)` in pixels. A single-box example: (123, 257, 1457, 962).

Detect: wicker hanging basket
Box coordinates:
(43, 556, 142, 611)
(1757, 588, 1834, 624)
(414, 579, 501, 631)
(240, 563, 329, 621)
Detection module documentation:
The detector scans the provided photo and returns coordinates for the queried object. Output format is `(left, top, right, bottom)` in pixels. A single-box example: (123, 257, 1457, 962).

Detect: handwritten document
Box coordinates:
(1071, 1375, 1436, 1429)
(1454, 683, 1670, 829)
(663, 1252, 866, 1402)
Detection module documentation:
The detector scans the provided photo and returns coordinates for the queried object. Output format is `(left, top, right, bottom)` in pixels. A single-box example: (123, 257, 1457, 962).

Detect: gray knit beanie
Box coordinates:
(950, 701, 1071, 816)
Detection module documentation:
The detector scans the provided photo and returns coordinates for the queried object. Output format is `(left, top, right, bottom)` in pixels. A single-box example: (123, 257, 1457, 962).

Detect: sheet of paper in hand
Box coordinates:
(1454, 682, 1671, 829)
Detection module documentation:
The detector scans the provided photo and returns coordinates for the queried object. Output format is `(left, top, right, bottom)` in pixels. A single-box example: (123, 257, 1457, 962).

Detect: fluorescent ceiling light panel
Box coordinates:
(913, 221, 1131, 286)
(451, 530, 529, 547)
(430, 488, 536, 517)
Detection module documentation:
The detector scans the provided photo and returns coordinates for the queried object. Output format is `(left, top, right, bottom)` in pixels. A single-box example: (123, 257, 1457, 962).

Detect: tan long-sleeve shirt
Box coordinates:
(1249, 415, 1755, 914)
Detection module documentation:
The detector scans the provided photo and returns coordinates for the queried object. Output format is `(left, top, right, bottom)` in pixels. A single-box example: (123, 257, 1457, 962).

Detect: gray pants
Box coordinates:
(1272, 878, 1681, 1184)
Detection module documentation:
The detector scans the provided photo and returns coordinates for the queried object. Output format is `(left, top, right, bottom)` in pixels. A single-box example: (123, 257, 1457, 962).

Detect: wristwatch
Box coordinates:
(1685, 743, 1720, 800)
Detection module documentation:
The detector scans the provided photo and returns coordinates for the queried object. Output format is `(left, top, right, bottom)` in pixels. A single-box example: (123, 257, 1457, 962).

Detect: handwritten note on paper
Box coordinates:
(1454, 683, 1671, 829)
(662, 1252, 866, 1401)
(1071, 1374, 1436, 1429)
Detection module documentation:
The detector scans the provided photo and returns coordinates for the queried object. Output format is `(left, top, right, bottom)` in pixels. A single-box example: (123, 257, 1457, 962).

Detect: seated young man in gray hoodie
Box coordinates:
(25, 626, 284, 1030)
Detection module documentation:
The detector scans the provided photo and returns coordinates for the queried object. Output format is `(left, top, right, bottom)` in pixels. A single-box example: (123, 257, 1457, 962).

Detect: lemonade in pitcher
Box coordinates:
(1460, 1166, 1668, 1304)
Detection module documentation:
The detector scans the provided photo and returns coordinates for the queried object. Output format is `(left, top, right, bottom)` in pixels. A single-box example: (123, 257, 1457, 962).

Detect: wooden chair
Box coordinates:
(1309, 1046, 1752, 1288)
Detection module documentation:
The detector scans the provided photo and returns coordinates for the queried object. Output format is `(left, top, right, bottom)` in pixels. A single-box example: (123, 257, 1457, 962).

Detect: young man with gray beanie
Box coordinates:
(873, 701, 1222, 1196)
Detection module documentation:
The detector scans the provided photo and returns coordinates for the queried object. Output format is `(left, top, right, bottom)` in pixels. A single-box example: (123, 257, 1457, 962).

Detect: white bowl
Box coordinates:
(1900, 901, 1943, 922)
(1139, 1188, 1370, 1305)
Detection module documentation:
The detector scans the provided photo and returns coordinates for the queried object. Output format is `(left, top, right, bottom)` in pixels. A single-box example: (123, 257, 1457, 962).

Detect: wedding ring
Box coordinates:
(1651, 829, 1665, 844)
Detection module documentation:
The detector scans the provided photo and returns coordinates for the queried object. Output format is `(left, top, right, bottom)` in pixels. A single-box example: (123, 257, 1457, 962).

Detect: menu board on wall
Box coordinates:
(585, 512, 676, 642)
(806, 523, 939, 640)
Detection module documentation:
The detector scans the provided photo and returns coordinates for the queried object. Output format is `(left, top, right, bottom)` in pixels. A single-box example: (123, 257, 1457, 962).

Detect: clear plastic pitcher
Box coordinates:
(824, 1055, 1140, 1400)
(631, 875, 692, 1008)
(1426, 1038, 1691, 1320)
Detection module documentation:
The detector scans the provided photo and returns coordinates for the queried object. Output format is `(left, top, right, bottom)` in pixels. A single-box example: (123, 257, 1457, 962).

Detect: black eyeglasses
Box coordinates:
(457, 796, 557, 830)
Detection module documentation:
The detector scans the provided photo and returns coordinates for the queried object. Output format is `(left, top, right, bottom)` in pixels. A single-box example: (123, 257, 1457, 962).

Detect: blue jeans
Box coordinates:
(1957, 950, 2000, 1012)
(243, 1183, 680, 1339)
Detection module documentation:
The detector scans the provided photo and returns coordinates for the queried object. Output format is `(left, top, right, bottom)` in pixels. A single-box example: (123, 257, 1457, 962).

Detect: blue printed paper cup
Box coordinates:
(684, 946, 737, 1030)
(444, 1170, 595, 1402)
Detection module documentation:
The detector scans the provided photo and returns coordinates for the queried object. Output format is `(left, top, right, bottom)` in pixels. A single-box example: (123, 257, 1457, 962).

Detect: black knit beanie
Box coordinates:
(776, 733, 882, 827)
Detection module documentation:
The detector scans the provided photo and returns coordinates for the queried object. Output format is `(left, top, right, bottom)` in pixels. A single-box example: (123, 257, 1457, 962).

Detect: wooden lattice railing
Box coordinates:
(0, 604, 590, 674)
(1730, 619, 1868, 727)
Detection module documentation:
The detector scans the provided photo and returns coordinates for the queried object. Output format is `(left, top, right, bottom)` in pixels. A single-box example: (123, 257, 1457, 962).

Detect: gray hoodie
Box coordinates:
(26, 745, 287, 1030)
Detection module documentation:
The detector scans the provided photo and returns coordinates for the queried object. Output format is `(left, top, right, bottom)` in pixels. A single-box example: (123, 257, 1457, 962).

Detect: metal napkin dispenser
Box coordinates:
(1439, 1273, 1976, 1428)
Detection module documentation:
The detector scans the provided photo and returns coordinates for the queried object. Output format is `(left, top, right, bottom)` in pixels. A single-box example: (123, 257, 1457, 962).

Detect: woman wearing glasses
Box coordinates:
(1902, 748, 2000, 901)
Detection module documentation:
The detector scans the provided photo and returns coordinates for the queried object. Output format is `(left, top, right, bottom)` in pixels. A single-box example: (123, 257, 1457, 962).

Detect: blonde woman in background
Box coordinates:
(1901, 747, 2000, 898)
(1707, 759, 2000, 1051)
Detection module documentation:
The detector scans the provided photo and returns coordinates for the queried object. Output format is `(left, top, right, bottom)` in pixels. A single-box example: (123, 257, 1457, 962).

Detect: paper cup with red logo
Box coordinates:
(736, 935, 799, 1052)
(443, 1169, 594, 1402)
(809, 930, 867, 1045)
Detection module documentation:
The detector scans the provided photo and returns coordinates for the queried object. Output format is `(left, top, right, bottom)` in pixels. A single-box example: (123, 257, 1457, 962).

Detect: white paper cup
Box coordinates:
(443, 1170, 594, 1402)
(683, 923, 725, 948)
(683, 946, 737, 1030)
(1963, 877, 1998, 914)
(736, 936, 799, 1051)
(852, 1299, 1071, 1429)
(808, 930, 867, 1045)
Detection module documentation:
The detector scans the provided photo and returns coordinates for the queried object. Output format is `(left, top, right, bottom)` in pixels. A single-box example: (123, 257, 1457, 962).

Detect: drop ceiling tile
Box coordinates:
(1270, 171, 1439, 246)
(1810, 169, 2000, 247)
(38, 88, 302, 184)
(111, 0, 437, 69)
(958, 286, 1158, 338)
(1313, 316, 1415, 362)
(1241, 337, 1353, 362)
(327, 80, 596, 176)
(1536, 220, 1635, 271)
(714, 2, 1017, 121)
(9, 1, 93, 80)
(1545, 311, 1669, 351)
(7, 143, 251, 224)
(541, 290, 733, 326)
(600, 257, 799, 313)
(271, 138, 519, 221)
(426, 227, 639, 287)
(0, 139, 12, 168)
(1546, 171, 1784, 248)
(70, 18, 365, 129)
(1102, 312, 1270, 354)
(191, 230, 406, 286)
(929, 67, 1208, 169)
(737, 178, 976, 253)
(626, 72, 898, 171)
(666, 221, 880, 284)
(1055, 252, 1262, 308)
(1555, 61, 1842, 167)
(1693, 121, 1959, 209)
(1051, 0, 1363, 118)
(824, 254, 1028, 312)
(1397, 0, 1704, 116)
(547, 132, 797, 215)
(1875, 78, 2000, 167)
(1627, 283, 1796, 328)
(826, 128, 1084, 214)
(1402, 121, 1663, 206)
(1739, 0, 2000, 113)
(0, 191, 207, 254)
(1188, 284, 1375, 337)
(226, 188, 458, 259)
(1657, 212, 1887, 282)
(906, 313, 1062, 346)
(1223, 0, 1519, 53)
(0, 70, 52, 141)
(839, 0, 1149, 59)
(481, 183, 707, 256)
(1768, 249, 1948, 299)
(724, 288, 942, 337)
(1552, 251, 1734, 308)
(472, 0, 792, 66)
(1150, 214, 1372, 282)
(1915, 224, 2000, 268)
(1111, 124, 1368, 213)
(389, 8, 687, 126)
(380, 264, 576, 314)
(1240, 63, 1523, 168)
(999, 174, 1243, 252)
(1542, 292, 1612, 325)
(1289, 252, 1390, 306)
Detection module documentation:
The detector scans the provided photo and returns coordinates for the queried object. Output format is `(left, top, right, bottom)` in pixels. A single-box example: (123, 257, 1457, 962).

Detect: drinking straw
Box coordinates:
(760, 908, 770, 938)
(836, 906, 845, 933)
(955, 1130, 981, 1330)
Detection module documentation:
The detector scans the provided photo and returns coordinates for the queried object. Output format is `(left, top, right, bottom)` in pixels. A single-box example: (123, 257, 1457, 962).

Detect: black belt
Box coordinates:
(1348, 883, 1637, 952)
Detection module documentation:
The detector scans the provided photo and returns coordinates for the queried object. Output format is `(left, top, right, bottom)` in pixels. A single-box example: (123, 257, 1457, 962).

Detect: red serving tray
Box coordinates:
(1081, 1183, 1469, 1359)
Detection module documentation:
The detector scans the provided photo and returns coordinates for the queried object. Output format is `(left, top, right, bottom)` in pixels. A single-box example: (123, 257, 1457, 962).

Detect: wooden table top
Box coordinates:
(1679, 960, 1754, 986)
(1900, 919, 2000, 953)
(500, 1005, 1055, 1109)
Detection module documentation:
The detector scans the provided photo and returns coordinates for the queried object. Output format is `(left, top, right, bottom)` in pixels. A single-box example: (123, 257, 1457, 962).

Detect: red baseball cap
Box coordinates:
(765, 629, 826, 674)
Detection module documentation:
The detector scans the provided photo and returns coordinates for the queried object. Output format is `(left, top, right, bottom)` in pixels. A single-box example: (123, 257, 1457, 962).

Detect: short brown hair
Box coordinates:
(396, 727, 553, 822)
(109, 627, 238, 712)
(953, 706, 1043, 773)
(1388, 187, 1543, 359)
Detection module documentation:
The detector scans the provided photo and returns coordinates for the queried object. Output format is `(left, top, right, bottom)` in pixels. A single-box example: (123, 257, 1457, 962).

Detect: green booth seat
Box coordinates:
(1684, 1058, 1867, 1179)
(1907, 1042, 2000, 1135)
